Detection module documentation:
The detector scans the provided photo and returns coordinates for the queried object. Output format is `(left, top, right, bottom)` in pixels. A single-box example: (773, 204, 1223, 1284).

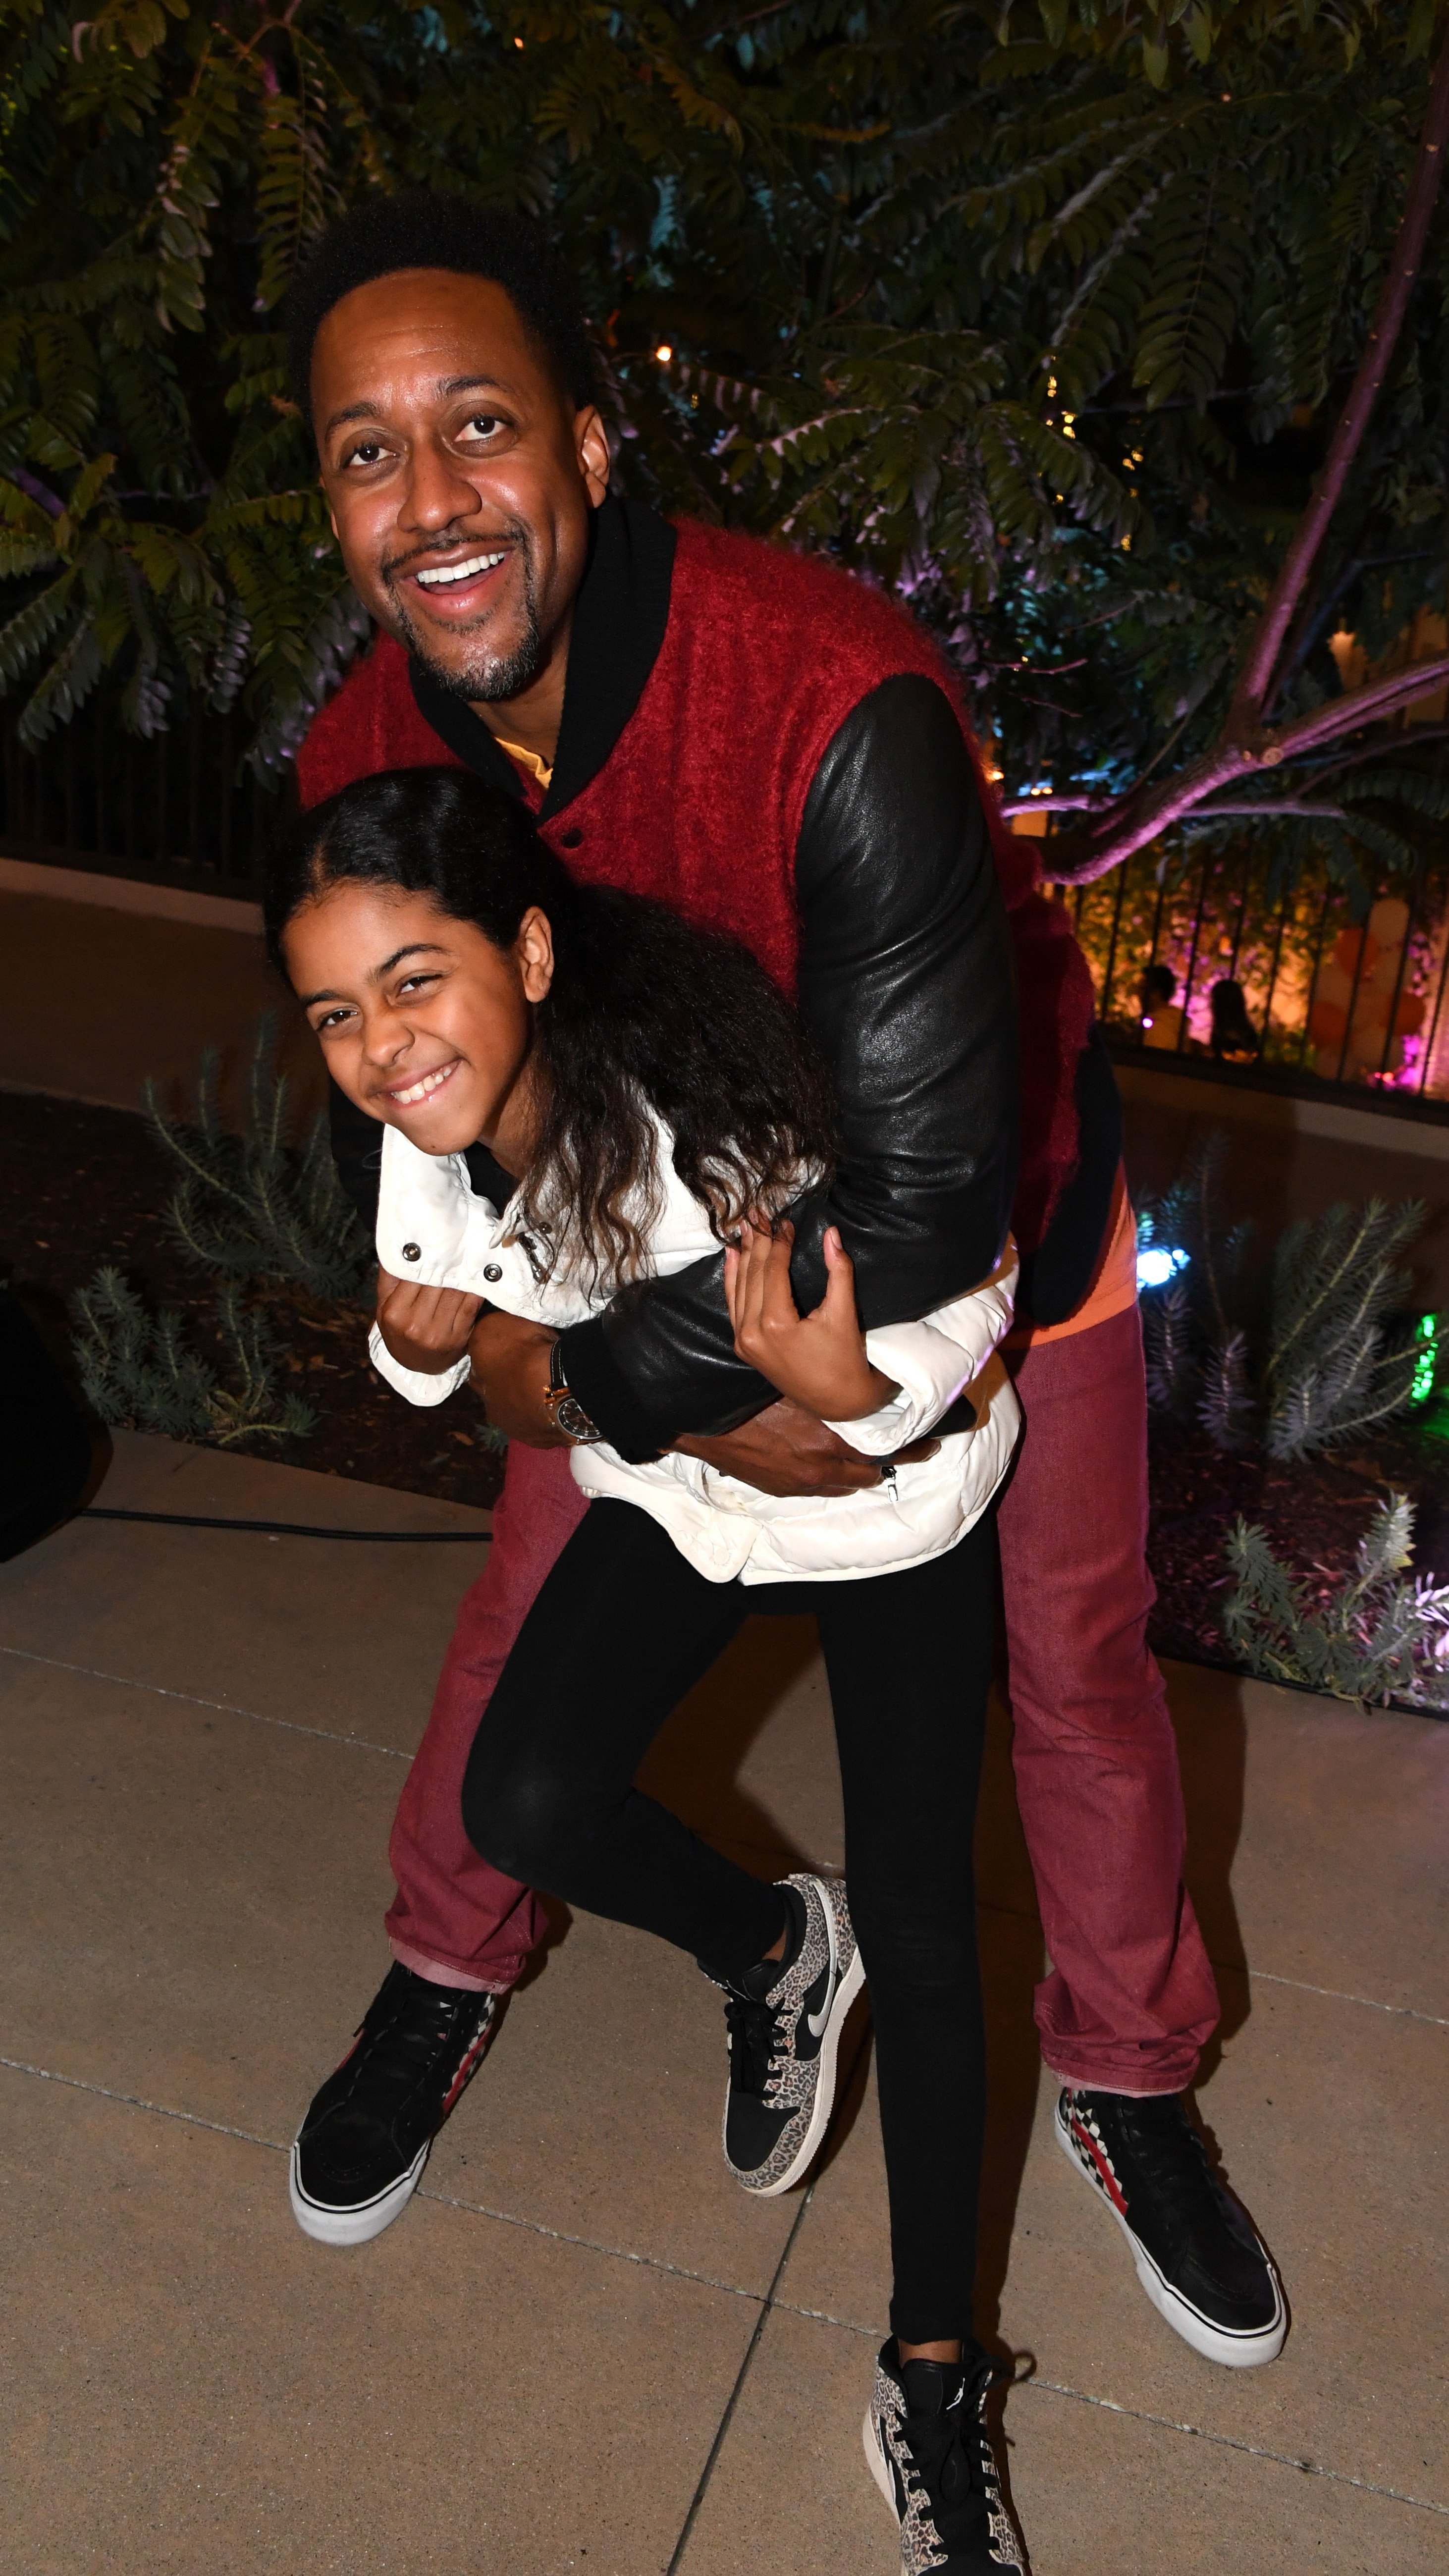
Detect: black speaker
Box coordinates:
(0, 1274, 97, 1561)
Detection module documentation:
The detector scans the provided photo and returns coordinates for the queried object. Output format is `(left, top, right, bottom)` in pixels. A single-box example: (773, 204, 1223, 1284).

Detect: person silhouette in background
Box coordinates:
(1209, 979, 1259, 1064)
(1139, 964, 1185, 1052)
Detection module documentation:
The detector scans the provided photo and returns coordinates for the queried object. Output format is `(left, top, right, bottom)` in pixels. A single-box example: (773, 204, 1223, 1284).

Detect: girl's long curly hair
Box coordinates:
(265, 765, 838, 1288)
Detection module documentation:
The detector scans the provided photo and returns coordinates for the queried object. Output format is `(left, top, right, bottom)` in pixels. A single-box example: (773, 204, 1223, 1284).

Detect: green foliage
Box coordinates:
(144, 1014, 371, 1300)
(70, 1265, 317, 1446)
(1138, 1129, 1439, 1455)
(1221, 1493, 1449, 1708)
(0, 0, 1443, 877)
(1265, 1195, 1431, 1458)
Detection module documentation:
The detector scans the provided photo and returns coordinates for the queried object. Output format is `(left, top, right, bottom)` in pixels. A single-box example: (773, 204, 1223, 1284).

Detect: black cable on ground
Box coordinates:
(82, 1507, 490, 1544)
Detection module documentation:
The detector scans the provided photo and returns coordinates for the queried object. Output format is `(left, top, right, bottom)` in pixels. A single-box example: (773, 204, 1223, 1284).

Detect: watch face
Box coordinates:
(556, 1394, 601, 1444)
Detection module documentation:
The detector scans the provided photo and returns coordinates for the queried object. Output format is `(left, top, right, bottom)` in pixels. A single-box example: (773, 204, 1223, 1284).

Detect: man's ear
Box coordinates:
(576, 405, 612, 508)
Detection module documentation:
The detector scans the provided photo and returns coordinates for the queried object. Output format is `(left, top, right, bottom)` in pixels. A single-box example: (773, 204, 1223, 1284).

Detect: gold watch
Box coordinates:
(542, 1339, 603, 1445)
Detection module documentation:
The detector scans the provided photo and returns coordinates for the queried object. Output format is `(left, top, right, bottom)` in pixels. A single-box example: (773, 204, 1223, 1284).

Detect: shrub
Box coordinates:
(1221, 1496, 1449, 1711)
(71, 1268, 316, 1449)
(144, 1016, 371, 1302)
(1138, 1132, 1437, 1458)
(1264, 1200, 1430, 1460)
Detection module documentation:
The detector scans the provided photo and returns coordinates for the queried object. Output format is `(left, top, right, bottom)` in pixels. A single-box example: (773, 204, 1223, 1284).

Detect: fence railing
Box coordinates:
(1054, 838, 1449, 1110)
(1, 695, 285, 890)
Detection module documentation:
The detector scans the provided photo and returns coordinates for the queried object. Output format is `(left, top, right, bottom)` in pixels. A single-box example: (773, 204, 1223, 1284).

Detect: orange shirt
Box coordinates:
(1006, 1164, 1137, 1349)
(494, 735, 554, 791)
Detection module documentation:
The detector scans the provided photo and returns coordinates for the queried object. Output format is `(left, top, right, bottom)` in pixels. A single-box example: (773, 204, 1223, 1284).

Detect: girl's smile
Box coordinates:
(384, 1055, 463, 1109)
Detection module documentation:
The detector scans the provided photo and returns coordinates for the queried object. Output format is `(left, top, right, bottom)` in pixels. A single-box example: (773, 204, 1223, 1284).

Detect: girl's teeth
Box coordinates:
(392, 1064, 455, 1105)
(416, 551, 506, 589)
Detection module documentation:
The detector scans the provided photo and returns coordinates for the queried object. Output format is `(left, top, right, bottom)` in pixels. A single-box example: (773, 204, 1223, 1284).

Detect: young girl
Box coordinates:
(267, 765, 1026, 2576)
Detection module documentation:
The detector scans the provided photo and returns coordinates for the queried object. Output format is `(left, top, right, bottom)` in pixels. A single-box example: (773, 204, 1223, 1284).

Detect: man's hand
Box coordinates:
(675, 1397, 938, 1499)
(376, 1267, 483, 1376)
(467, 1307, 567, 1445)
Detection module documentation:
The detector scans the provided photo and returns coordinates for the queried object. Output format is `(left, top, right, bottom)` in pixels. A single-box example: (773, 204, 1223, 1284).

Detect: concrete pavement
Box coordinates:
(0, 1432, 1445, 2572)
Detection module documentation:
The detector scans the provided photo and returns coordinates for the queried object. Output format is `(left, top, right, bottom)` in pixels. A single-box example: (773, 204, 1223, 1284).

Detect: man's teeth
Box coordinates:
(390, 1063, 456, 1106)
(415, 551, 507, 589)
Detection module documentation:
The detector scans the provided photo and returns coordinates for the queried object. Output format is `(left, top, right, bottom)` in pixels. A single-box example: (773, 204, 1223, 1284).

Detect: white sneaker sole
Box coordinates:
(737, 1880, 866, 2200)
(1053, 2097, 1287, 2367)
(289, 2135, 430, 2247)
(861, 2404, 897, 2517)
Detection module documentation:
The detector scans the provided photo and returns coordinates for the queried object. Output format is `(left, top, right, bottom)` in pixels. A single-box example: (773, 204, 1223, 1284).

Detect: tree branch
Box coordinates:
(1227, 33, 1449, 733)
(1043, 648, 1449, 882)
(3, 464, 63, 519)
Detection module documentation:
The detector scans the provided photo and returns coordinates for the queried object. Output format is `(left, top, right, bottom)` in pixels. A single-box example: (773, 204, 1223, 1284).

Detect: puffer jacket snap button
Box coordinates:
(483, 1264, 502, 1283)
(401, 1242, 421, 1262)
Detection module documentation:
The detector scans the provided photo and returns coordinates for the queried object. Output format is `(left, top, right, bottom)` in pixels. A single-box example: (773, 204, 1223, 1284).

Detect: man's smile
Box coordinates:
(387, 543, 517, 624)
(414, 549, 508, 590)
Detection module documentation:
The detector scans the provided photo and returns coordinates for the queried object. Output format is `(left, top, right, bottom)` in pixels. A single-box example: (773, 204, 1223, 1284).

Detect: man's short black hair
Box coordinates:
(286, 191, 596, 422)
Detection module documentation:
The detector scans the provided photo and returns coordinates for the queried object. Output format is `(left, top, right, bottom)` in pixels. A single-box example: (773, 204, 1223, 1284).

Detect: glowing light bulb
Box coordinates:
(1136, 1246, 1189, 1290)
(1412, 1313, 1438, 1402)
(655, 344, 673, 363)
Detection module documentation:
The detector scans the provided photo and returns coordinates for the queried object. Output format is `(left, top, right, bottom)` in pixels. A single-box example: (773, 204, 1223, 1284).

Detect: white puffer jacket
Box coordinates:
(369, 1120, 1020, 1585)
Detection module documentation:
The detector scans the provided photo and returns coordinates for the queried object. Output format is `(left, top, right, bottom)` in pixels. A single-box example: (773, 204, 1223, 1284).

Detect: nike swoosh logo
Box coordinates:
(807, 1952, 838, 2039)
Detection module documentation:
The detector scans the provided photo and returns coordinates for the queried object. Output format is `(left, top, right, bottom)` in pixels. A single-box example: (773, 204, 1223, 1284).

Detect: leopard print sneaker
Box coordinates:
(864, 2341, 1026, 2575)
(710, 1873, 863, 2197)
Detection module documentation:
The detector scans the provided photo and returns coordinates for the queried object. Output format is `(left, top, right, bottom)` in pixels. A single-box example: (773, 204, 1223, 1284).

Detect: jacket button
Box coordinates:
(401, 1242, 421, 1262)
(483, 1264, 502, 1283)
(559, 828, 583, 849)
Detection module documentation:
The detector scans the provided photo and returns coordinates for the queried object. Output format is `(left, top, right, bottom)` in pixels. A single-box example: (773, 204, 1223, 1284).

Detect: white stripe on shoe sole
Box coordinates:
(862, 2407, 899, 2519)
(288, 2135, 430, 2246)
(1052, 2099, 1287, 2367)
(743, 1894, 866, 2200)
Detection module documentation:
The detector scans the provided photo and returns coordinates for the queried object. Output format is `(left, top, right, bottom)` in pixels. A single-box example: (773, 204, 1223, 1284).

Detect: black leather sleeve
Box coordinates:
(329, 1076, 385, 1230)
(559, 675, 1020, 1457)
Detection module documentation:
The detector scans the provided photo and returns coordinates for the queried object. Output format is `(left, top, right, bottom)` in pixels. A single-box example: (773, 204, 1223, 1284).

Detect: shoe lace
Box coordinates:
(1114, 2095, 1222, 2207)
(349, 1981, 478, 2107)
(898, 2358, 1012, 2556)
(724, 1988, 788, 2103)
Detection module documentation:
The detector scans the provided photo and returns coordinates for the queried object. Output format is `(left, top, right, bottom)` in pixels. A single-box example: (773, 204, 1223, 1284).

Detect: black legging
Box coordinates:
(461, 1499, 995, 2345)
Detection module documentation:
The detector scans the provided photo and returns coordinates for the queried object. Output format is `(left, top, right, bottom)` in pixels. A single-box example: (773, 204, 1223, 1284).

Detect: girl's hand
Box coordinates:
(723, 1221, 899, 1422)
(376, 1267, 484, 1376)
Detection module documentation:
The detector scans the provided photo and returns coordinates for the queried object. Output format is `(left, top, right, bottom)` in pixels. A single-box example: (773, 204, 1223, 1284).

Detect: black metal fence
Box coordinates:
(1054, 836, 1449, 1111)
(1, 694, 286, 890)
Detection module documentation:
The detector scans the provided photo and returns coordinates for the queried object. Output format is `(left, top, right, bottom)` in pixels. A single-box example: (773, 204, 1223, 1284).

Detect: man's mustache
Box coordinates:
(379, 522, 531, 586)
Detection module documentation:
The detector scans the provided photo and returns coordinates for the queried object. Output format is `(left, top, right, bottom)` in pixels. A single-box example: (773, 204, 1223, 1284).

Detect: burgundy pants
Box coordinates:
(384, 1301, 1218, 2093)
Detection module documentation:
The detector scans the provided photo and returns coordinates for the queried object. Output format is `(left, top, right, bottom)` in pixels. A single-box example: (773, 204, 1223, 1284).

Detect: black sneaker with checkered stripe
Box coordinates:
(290, 1963, 497, 2246)
(1056, 2085, 1286, 2366)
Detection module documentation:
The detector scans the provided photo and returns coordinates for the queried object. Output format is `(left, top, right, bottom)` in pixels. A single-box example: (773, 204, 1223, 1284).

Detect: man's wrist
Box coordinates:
(541, 1340, 604, 1446)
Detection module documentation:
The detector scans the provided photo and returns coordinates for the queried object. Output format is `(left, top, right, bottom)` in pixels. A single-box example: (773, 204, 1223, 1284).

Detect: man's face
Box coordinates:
(312, 269, 611, 705)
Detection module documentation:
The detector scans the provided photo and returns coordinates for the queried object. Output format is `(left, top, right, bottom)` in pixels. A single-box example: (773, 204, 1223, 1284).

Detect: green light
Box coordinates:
(1412, 1313, 1437, 1402)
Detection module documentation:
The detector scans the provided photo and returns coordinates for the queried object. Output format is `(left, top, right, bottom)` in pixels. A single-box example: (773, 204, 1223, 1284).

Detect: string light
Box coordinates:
(654, 343, 673, 363)
(1412, 1314, 1437, 1402)
(1137, 1246, 1189, 1290)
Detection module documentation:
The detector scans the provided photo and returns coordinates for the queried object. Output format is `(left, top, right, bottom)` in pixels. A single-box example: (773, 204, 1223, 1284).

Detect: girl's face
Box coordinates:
(284, 881, 553, 1166)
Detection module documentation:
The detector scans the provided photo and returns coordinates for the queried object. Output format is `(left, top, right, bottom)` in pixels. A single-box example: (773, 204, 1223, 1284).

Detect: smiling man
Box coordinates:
(283, 194, 1286, 2420)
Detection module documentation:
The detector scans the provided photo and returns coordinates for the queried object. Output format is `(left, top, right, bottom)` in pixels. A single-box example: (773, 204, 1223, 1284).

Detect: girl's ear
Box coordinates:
(516, 905, 555, 1005)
